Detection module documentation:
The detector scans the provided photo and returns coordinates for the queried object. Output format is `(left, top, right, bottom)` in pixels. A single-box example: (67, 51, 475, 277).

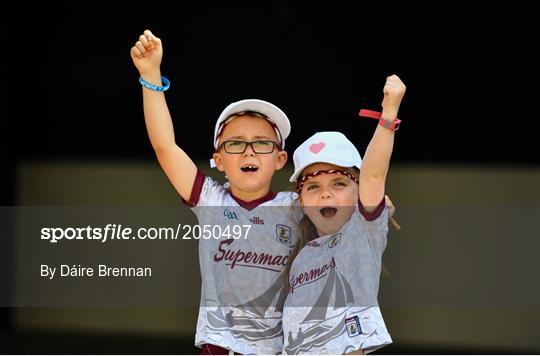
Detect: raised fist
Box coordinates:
(381, 74, 406, 115)
(130, 29, 163, 75)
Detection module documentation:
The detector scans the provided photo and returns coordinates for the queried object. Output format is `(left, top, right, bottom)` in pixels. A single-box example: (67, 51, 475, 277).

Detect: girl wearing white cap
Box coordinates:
(282, 75, 406, 354)
(131, 30, 297, 354)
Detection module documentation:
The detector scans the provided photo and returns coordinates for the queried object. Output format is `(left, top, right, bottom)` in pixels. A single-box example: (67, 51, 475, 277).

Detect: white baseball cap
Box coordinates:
(213, 99, 291, 150)
(289, 131, 362, 182)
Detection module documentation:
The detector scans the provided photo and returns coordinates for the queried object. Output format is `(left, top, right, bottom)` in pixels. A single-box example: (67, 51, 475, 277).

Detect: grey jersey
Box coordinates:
(283, 199, 392, 354)
(184, 171, 299, 354)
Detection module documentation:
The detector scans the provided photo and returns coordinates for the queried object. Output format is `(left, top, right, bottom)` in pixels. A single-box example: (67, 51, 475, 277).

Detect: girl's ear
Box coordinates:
(212, 152, 225, 172)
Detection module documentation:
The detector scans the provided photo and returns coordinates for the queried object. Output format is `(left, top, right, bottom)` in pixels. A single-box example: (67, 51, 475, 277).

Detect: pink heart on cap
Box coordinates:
(309, 142, 325, 154)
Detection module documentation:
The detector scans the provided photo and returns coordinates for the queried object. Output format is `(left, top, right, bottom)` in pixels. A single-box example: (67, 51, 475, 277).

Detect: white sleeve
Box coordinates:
(181, 170, 228, 218)
(356, 198, 390, 256)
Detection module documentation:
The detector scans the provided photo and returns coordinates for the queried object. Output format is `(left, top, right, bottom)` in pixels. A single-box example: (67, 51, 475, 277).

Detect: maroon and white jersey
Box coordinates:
(283, 198, 393, 354)
(183, 170, 299, 354)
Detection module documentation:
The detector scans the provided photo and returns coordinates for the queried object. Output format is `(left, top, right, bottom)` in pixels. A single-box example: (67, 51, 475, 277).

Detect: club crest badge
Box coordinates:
(327, 233, 342, 249)
(345, 315, 362, 337)
(275, 224, 292, 245)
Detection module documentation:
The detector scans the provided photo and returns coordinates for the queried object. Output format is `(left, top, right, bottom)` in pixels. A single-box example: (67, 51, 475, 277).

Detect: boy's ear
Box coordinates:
(275, 150, 288, 170)
(212, 152, 226, 172)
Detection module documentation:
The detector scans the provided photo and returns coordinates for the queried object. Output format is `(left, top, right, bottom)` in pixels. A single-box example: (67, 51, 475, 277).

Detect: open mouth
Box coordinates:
(319, 207, 337, 218)
(241, 164, 259, 173)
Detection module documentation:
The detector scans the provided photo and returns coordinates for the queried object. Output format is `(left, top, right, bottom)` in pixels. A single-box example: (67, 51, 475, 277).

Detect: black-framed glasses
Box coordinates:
(219, 140, 279, 154)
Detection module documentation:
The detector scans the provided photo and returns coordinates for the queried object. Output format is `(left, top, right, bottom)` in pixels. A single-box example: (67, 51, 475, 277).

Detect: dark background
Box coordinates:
(1, 2, 535, 165)
(1, 1, 537, 354)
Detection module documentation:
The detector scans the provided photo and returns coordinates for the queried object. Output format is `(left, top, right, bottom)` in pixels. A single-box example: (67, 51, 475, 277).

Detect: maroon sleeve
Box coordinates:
(358, 196, 386, 221)
(200, 344, 231, 355)
(181, 169, 206, 207)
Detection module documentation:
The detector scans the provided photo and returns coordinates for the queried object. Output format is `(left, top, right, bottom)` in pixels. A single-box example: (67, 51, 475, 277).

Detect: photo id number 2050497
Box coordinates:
(181, 224, 252, 240)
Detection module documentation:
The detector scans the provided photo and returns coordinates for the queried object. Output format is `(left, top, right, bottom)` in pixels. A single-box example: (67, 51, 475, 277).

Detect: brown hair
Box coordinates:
(283, 211, 318, 293)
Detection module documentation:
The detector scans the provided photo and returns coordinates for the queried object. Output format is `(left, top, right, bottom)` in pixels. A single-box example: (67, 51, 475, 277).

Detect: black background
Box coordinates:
(0, 1, 537, 354)
(1, 2, 536, 166)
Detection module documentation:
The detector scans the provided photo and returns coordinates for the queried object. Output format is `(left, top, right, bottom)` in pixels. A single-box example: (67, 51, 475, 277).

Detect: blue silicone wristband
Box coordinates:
(139, 76, 170, 91)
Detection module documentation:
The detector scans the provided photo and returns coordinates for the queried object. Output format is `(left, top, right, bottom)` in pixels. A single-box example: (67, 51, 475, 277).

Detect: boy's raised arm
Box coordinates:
(131, 30, 197, 201)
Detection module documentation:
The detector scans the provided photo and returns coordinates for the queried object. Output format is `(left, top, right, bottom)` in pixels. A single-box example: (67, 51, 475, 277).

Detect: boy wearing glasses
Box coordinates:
(131, 30, 298, 355)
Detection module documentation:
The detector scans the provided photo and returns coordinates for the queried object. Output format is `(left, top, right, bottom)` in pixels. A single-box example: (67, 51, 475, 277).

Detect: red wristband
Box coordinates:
(359, 109, 401, 131)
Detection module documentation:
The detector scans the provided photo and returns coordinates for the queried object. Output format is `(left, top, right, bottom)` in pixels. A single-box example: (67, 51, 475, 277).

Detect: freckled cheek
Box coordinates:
(305, 210, 321, 223)
(222, 157, 241, 173)
(300, 192, 317, 206)
(335, 193, 357, 207)
(342, 206, 356, 218)
(220, 153, 232, 163)
(302, 204, 319, 218)
(260, 155, 279, 169)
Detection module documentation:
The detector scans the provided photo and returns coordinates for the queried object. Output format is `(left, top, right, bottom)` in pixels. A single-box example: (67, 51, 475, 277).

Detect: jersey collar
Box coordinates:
(229, 190, 278, 211)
